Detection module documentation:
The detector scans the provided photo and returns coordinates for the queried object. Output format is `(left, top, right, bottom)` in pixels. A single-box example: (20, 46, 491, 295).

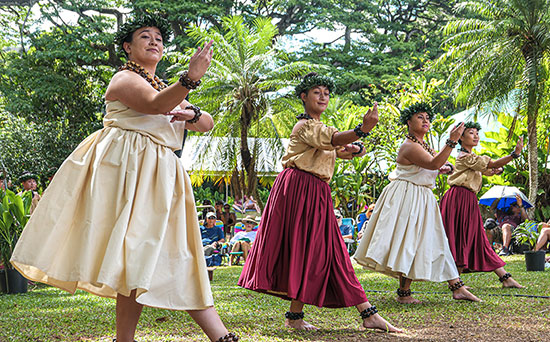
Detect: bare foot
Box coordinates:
(396, 295, 421, 304)
(285, 318, 319, 330)
(362, 313, 403, 333)
(452, 287, 481, 302)
(502, 278, 524, 289)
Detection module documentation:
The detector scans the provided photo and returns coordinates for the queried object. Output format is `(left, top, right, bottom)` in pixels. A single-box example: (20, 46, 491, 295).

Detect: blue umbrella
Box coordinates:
(479, 185, 533, 209)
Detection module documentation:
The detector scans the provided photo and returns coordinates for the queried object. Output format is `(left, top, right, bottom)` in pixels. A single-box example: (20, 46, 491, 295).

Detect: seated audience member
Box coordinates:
(18, 172, 41, 213)
(496, 195, 528, 256)
(484, 218, 502, 250)
(201, 212, 225, 256)
(215, 200, 224, 220)
(535, 219, 550, 253)
(243, 195, 261, 215)
(335, 209, 353, 240)
(0, 172, 7, 190)
(229, 215, 258, 264)
(220, 203, 237, 237)
(357, 204, 375, 238)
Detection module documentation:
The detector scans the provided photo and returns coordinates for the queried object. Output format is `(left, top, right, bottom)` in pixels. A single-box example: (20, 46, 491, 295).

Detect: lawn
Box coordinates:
(0, 254, 548, 342)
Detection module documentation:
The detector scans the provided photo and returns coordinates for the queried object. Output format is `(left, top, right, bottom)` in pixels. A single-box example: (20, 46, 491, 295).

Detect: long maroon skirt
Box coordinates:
(238, 168, 368, 308)
(440, 186, 505, 272)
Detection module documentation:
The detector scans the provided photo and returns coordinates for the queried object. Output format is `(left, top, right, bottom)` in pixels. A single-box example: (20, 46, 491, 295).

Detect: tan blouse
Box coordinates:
(281, 119, 339, 182)
(447, 153, 491, 193)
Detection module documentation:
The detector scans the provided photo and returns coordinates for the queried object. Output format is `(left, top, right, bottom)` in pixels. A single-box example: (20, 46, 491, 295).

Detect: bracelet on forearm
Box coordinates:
(445, 162, 454, 172)
(445, 139, 458, 148)
(179, 71, 202, 89)
(510, 151, 520, 159)
(351, 141, 365, 155)
(353, 124, 370, 138)
(186, 105, 202, 124)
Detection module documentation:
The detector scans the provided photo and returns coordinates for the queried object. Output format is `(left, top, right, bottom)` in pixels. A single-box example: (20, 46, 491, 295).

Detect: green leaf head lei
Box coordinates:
(18, 172, 38, 184)
(114, 12, 173, 57)
(295, 72, 335, 97)
(464, 121, 482, 131)
(399, 102, 433, 125)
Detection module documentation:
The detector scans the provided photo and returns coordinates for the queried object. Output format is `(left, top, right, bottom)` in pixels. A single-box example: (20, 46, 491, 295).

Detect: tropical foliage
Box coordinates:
(172, 16, 313, 206)
(0, 190, 31, 270)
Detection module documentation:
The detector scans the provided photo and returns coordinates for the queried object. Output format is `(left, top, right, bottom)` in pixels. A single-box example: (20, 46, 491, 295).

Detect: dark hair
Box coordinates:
(114, 12, 172, 58)
(399, 102, 433, 125)
(215, 200, 224, 205)
(295, 72, 335, 98)
(19, 172, 38, 183)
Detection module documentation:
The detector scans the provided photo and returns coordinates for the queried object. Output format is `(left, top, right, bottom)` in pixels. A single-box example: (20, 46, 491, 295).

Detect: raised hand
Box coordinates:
(187, 40, 214, 81)
(361, 102, 379, 133)
(514, 137, 524, 155)
(515, 194, 523, 207)
(449, 122, 465, 142)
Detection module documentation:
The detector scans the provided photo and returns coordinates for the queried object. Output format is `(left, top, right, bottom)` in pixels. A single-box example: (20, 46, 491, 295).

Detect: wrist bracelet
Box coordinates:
(179, 71, 202, 90)
(510, 151, 520, 159)
(354, 124, 370, 138)
(445, 139, 458, 148)
(186, 105, 202, 124)
(445, 162, 454, 172)
(351, 141, 365, 155)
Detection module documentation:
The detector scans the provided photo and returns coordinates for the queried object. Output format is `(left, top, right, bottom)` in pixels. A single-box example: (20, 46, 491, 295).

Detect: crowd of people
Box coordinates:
(3, 11, 549, 342)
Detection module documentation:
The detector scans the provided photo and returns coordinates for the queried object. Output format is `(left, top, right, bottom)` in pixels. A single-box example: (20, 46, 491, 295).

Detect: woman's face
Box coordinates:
(407, 112, 431, 135)
(510, 203, 521, 215)
(123, 26, 164, 64)
(461, 128, 479, 147)
(244, 222, 255, 231)
(301, 86, 330, 114)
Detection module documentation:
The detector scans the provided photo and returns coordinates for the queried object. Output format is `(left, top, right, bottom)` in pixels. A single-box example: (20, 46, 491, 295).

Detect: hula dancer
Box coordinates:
(11, 13, 238, 342)
(354, 103, 481, 304)
(440, 121, 523, 288)
(238, 72, 401, 333)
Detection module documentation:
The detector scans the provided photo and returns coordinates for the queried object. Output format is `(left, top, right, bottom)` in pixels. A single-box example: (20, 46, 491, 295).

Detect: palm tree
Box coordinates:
(436, 0, 550, 206)
(181, 16, 313, 206)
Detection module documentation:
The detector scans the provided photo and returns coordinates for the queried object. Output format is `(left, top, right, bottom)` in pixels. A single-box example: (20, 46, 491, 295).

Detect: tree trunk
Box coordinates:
(343, 26, 351, 53)
(526, 82, 539, 208)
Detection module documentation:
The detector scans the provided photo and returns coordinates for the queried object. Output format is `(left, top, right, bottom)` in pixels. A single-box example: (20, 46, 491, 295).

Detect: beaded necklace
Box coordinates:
(459, 146, 471, 154)
(405, 134, 435, 156)
(118, 61, 167, 91)
(296, 113, 314, 120)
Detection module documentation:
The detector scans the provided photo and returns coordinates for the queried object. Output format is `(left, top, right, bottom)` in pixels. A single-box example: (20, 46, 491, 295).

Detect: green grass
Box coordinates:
(1, 254, 549, 341)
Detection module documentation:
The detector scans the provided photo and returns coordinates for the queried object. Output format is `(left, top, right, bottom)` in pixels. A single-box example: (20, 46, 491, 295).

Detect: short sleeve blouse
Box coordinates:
(281, 119, 339, 182)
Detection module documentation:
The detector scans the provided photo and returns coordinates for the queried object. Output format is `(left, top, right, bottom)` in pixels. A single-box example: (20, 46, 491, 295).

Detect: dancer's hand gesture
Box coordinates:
(361, 102, 379, 134)
(449, 122, 465, 142)
(187, 40, 214, 81)
(513, 137, 524, 155)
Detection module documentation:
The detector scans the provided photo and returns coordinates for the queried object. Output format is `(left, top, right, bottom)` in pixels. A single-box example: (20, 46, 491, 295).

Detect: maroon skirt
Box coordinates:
(238, 168, 368, 308)
(440, 186, 505, 272)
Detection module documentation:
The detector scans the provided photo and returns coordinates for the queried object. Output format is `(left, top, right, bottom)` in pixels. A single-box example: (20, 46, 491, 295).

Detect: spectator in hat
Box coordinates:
(201, 211, 225, 256)
(229, 215, 258, 264)
(335, 209, 353, 240)
(18, 172, 41, 213)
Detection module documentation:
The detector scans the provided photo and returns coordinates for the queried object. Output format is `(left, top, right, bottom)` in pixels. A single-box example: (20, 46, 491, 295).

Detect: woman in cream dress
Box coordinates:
(11, 13, 238, 342)
(354, 103, 480, 304)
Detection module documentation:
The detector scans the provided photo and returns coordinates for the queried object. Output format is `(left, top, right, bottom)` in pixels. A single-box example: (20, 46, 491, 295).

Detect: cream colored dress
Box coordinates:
(354, 163, 459, 282)
(11, 100, 213, 310)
